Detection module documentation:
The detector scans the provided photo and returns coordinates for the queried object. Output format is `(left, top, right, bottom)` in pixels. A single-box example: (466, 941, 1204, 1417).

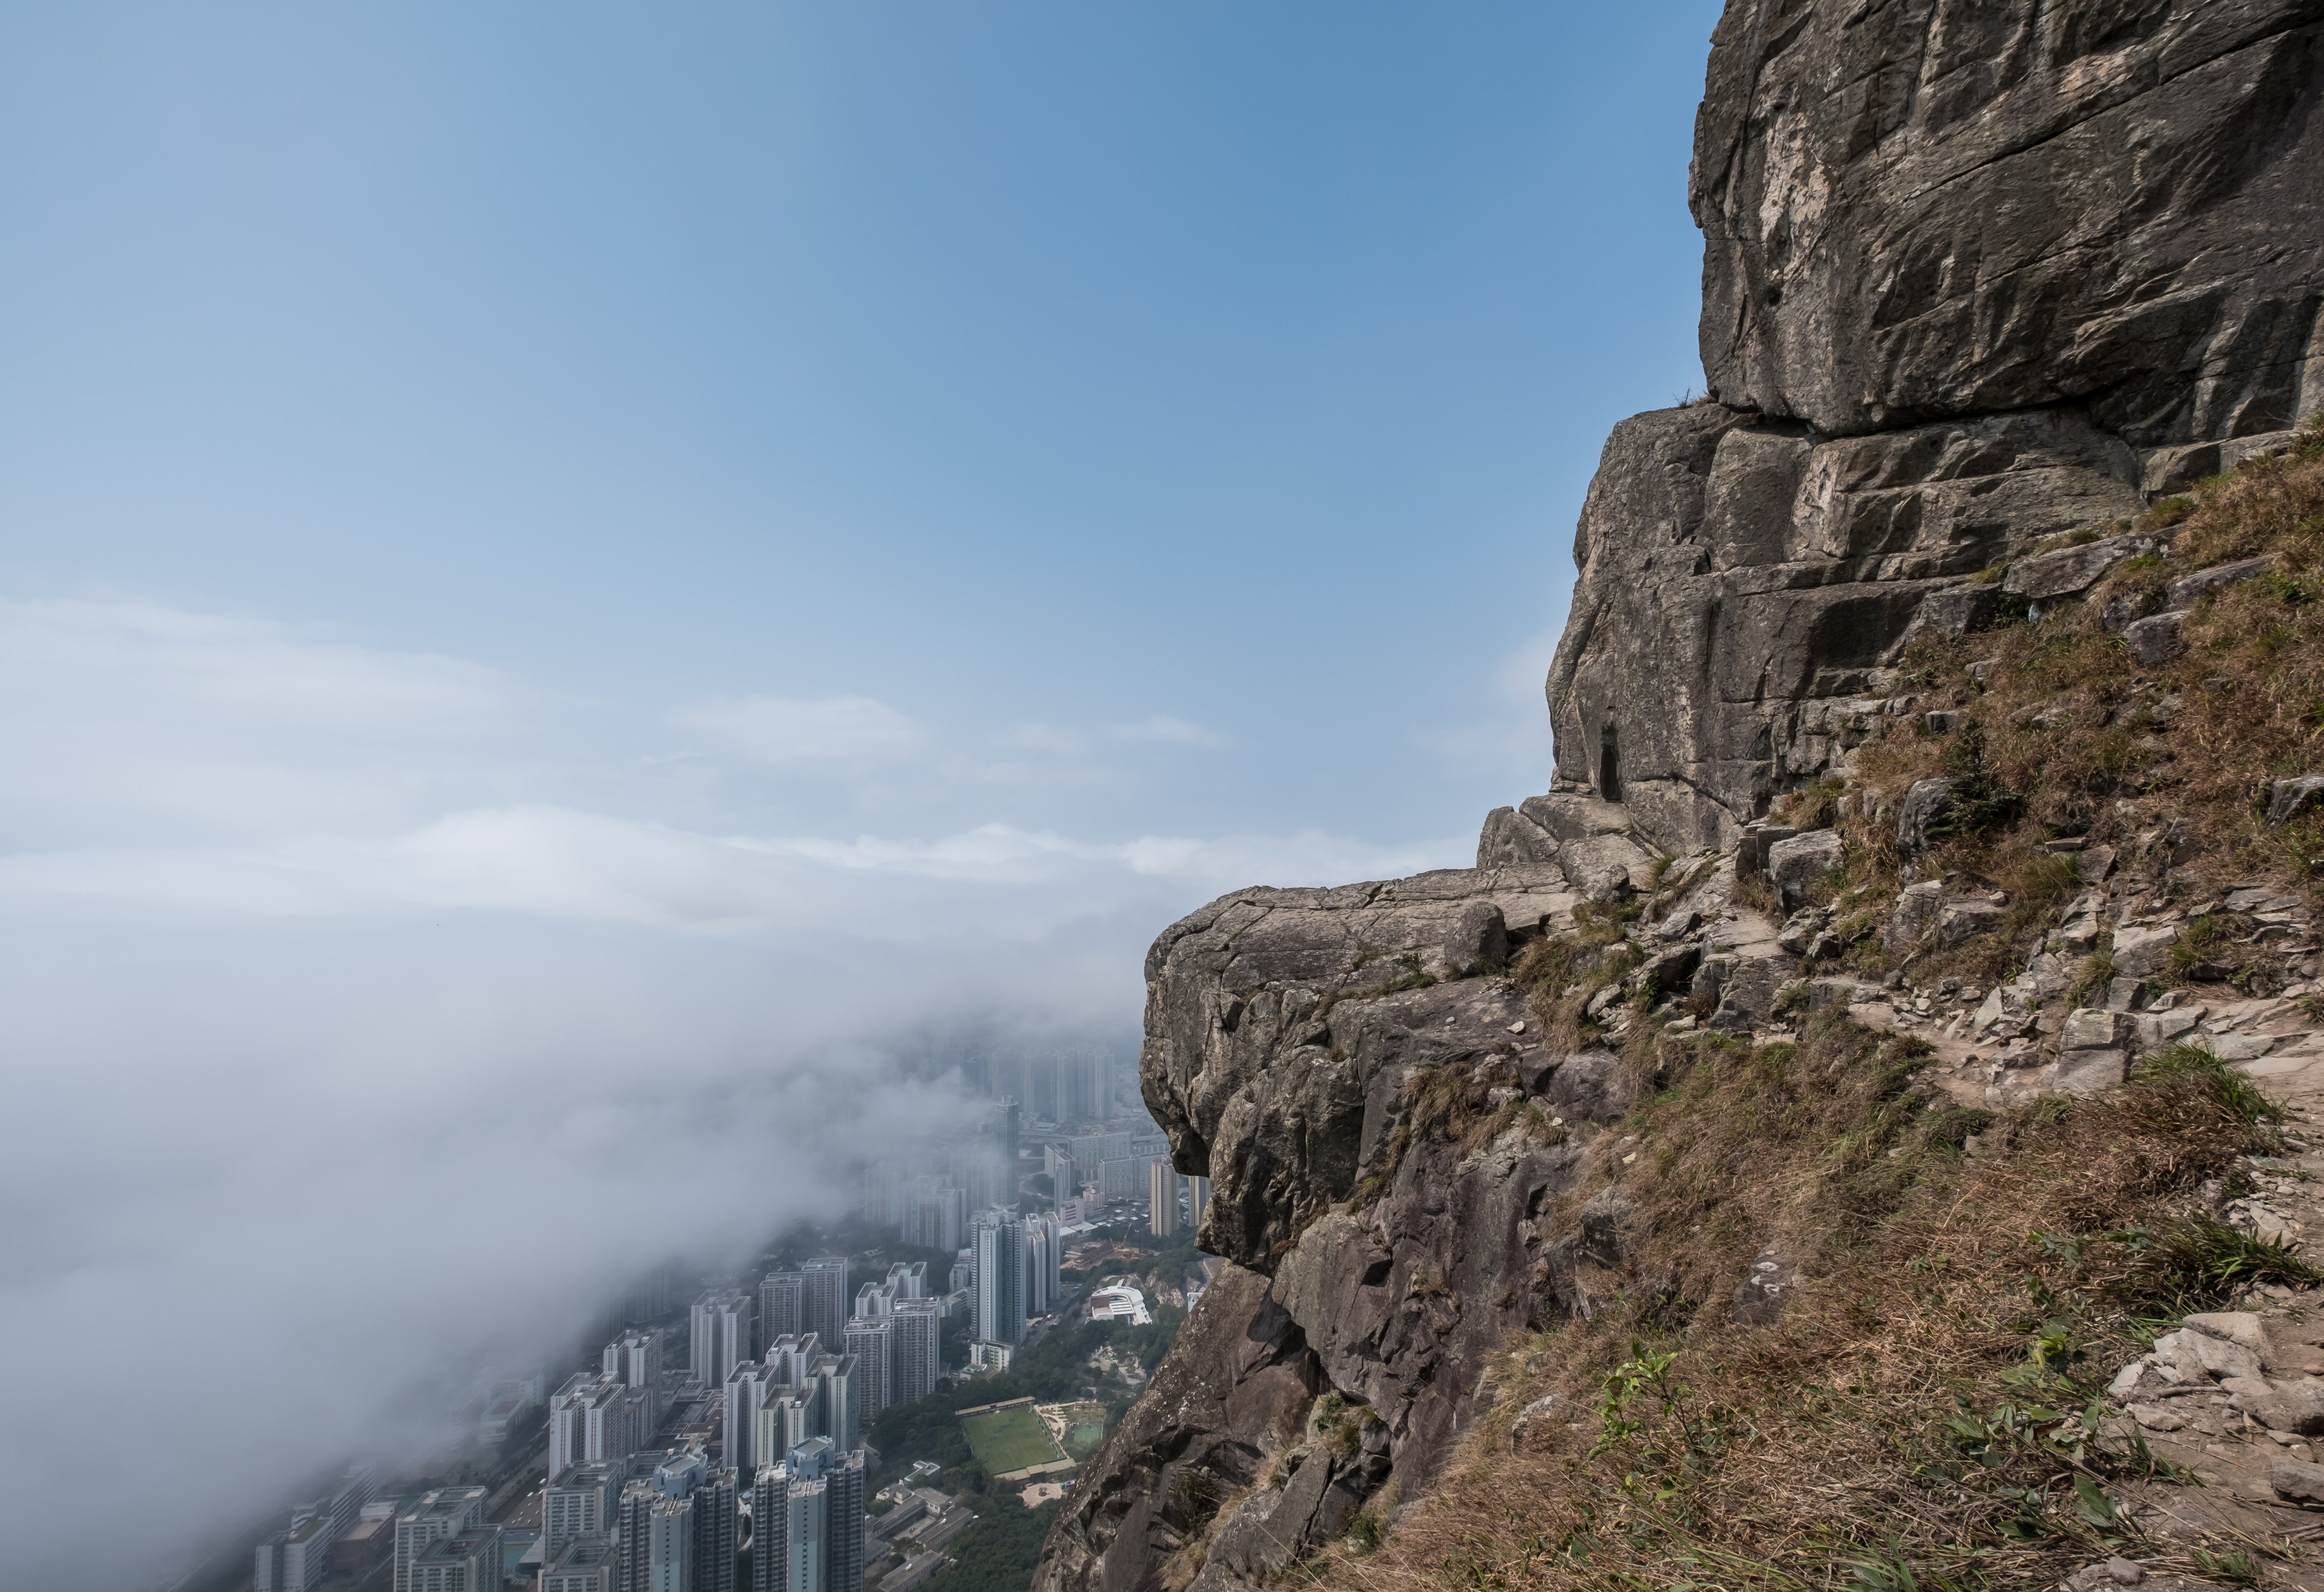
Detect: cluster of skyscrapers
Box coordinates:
(524, 1296, 875, 1592)
(394, 1488, 497, 1592)
(312, 1079, 1196, 1592)
(252, 1466, 380, 1591)
(527, 1435, 861, 1592)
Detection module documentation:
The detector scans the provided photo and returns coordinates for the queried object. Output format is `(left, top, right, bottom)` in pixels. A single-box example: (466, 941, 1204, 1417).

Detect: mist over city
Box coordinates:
(0, 5, 1720, 1591)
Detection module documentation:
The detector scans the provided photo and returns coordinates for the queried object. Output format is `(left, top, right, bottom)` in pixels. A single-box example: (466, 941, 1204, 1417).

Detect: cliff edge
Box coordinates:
(1034, 5, 2324, 1590)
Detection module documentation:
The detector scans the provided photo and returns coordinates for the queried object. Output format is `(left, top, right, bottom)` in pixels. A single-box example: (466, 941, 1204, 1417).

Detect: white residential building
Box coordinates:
(691, 1290, 754, 1388)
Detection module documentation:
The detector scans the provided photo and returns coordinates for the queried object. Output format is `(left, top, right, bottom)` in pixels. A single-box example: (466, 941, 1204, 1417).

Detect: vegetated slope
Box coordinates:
(1837, 424, 2324, 984)
(1285, 428, 2324, 1591)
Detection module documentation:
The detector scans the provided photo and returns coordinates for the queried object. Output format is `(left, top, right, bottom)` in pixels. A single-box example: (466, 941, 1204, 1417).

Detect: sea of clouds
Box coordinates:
(0, 595, 1468, 1590)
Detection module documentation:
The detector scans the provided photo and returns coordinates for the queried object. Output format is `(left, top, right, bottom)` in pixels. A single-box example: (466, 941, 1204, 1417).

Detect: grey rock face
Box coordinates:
(1031, 1265, 1319, 1592)
(1048, 9, 2324, 1591)
(1693, 0, 2324, 444)
(1548, 403, 2145, 854)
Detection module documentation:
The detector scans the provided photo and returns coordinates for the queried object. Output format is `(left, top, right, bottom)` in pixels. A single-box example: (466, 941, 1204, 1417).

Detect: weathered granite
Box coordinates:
(1029, 1265, 1321, 1592)
(1693, 0, 2324, 444)
(1547, 404, 2145, 853)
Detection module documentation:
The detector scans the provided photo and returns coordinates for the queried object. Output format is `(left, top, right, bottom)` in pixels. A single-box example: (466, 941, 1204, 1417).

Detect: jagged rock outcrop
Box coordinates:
(1035, 6, 2324, 1591)
(1034, 834, 1788, 1592)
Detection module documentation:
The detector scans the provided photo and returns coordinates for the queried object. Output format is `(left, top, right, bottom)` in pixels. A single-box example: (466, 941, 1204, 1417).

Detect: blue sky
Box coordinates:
(1, 2, 1714, 845)
(0, 5, 1720, 1583)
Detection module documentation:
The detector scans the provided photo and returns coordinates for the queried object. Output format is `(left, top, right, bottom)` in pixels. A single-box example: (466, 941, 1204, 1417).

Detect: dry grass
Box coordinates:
(1835, 419, 2324, 989)
(1514, 902, 1641, 1052)
(1280, 428, 2324, 1592)
(1304, 1013, 2291, 1592)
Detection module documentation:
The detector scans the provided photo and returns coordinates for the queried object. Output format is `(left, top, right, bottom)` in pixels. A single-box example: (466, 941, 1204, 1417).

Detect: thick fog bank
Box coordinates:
(0, 597, 1466, 1590)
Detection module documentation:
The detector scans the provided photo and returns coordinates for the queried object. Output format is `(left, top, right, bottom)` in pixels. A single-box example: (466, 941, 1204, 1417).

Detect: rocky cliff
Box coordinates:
(1032, 6, 2324, 1591)
(1556, 0, 2324, 856)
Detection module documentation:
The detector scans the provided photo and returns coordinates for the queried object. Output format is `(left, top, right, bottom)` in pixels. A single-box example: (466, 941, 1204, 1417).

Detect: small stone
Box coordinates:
(1732, 1246, 1796, 1326)
(2127, 1402, 2186, 1431)
(2167, 555, 2273, 610)
(2267, 776, 2324, 827)
(2121, 609, 2188, 668)
(1506, 1020, 1527, 1034)
(2182, 1310, 2265, 1349)
(2238, 1383, 2324, 1435)
(1654, 907, 1701, 941)
(2004, 533, 2160, 601)
(2054, 1047, 2128, 1094)
(1896, 778, 1960, 858)
(1936, 899, 2003, 946)
(2271, 1455, 2324, 1505)
(2111, 923, 2180, 979)
(2155, 1324, 2264, 1382)
(1884, 880, 1945, 950)
(2101, 1557, 2144, 1587)
(2060, 1008, 2126, 1050)
(1509, 1393, 1563, 1448)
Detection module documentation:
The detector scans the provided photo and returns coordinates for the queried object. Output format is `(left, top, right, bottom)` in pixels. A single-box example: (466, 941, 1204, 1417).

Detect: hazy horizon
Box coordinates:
(0, 4, 1721, 1585)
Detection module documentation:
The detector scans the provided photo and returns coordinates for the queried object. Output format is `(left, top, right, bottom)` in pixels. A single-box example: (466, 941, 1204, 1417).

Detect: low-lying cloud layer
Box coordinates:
(0, 596, 1465, 1590)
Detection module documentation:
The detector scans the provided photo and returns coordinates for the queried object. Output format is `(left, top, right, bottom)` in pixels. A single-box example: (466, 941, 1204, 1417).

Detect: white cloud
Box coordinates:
(0, 596, 516, 734)
(0, 807, 1462, 932)
(0, 591, 1471, 1589)
(0, 598, 530, 846)
(672, 693, 923, 765)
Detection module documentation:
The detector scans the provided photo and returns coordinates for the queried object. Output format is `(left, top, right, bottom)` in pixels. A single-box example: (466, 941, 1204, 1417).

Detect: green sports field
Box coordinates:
(960, 1404, 1067, 1476)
